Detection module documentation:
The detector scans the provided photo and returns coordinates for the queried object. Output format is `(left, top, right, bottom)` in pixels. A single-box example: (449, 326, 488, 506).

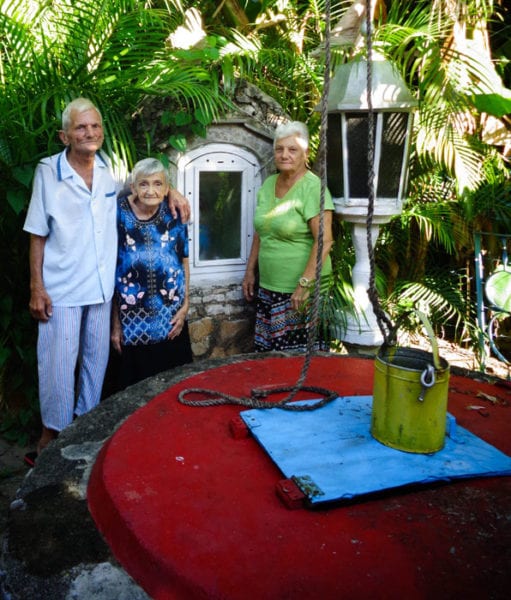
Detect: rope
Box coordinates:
(177, 0, 336, 412)
(282, 0, 333, 403)
(178, 385, 338, 411)
(364, 0, 394, 344)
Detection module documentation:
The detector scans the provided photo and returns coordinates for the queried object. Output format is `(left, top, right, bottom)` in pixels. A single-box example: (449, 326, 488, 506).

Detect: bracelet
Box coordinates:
(299, 277, 315, 288)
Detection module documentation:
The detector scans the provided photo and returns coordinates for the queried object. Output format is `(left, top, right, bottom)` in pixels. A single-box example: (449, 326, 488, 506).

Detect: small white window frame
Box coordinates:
(177, 144, 260, 283)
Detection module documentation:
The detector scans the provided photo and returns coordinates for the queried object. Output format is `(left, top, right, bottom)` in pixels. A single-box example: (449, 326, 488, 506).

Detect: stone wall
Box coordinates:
(188, 283, 256, 358)
(164, 82, 286, 360)
(132, 80, 288, 360)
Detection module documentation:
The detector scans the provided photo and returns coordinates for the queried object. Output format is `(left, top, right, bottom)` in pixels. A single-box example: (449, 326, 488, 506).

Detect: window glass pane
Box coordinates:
(377, 112, 408, 197)
(199, 171, 242, 260)
(346, 113, 375, 198)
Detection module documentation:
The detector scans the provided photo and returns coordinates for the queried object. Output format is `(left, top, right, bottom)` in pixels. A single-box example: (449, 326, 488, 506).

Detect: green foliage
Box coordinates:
(471, 92, 511, 118)
(376, 152, 511, 358)
(0, 0, 231, 440)
(0, 401, 39, 447)
(319, 218, 356, 340)
(390, 269, 473, 332)
(460, 158, 511, 233)
(373, 0, 508, 194)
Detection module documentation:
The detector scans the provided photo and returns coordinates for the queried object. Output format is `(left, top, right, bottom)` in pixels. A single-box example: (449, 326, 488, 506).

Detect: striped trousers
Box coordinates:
(37, 302, 111, 432)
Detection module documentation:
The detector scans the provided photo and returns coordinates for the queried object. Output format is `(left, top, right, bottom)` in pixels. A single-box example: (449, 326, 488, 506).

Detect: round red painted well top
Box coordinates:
(88, 356, 511, 600)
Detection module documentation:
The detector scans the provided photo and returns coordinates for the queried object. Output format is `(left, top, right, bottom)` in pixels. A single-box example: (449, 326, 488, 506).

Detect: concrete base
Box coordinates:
(2, 352, 511, 600)
(339, 317, 385, 346)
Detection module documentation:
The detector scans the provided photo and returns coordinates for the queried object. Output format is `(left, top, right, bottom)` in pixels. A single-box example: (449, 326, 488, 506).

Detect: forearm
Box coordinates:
(242, 233, 260, 301)
(28, 234, 53, 320)
(29, 234, 47, 291)
(110, 295, 123, 353)
(302, 239, 334, 280)
(168, 188, 191, 223)
(245, 232, 260, 275)
(290, 212, 333, 311)
(169, 259, 189, 339)
(301, 212, 334, 281)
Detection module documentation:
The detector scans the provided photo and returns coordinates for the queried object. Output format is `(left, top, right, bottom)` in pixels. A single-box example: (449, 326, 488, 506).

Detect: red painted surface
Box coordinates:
(88, 356, 511, 600)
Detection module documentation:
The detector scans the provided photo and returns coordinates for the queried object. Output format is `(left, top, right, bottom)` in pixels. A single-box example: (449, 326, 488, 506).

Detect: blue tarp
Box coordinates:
(240, 396, 511, 505)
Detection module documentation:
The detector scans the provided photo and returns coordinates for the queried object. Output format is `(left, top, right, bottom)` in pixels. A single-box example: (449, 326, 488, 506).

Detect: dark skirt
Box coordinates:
(119, 321, 193, 389)
(254, 287, 324, 353)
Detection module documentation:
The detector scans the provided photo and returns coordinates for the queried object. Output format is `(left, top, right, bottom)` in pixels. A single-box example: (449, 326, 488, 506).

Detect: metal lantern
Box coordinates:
(325, 52, 417, 346)
(327, 52, 416, 215)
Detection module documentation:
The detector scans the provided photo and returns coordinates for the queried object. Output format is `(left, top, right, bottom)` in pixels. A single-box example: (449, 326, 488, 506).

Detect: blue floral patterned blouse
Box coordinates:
(115, 196, 188, 346)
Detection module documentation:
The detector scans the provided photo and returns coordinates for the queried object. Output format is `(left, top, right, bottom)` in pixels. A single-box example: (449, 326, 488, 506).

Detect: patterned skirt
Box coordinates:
(254, 287, 324, 353)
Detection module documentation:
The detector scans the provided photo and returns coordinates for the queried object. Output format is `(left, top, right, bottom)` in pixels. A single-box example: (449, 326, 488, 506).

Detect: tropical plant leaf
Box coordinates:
(471, 92, 511, 118)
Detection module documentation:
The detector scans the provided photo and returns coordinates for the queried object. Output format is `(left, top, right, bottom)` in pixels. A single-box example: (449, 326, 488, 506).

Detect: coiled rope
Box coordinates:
(178, 385, 338, 410)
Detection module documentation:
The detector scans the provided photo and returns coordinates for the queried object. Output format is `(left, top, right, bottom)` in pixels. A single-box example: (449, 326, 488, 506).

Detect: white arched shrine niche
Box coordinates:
(177, 143, 261, 283)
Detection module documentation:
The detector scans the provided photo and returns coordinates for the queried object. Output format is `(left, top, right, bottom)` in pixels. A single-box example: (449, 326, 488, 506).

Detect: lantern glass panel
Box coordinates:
(346, 113, 375, 198)
(377, 112, 408, 198)
(326, 113, 378, 199)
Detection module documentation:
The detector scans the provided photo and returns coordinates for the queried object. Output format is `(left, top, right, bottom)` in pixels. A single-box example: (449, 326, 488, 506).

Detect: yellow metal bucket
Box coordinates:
(371, 312, 450, 453)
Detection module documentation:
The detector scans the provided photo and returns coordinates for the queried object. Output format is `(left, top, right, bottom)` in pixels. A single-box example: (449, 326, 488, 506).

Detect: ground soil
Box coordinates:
(0, 438, 31, 543)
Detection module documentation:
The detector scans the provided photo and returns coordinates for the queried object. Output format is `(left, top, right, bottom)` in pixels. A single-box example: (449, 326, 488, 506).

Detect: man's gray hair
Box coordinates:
(273, 121, 309, 150)
(131, 157, 170, 186)
(62, 98, 102, 131)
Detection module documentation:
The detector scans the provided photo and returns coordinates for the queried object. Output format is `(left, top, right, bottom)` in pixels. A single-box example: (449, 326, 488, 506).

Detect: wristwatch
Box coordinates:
(299, 277, 314, 288)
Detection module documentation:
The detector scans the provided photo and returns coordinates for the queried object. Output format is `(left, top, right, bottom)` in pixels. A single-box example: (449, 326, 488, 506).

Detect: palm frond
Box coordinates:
(400, 201, 457, 253)
(389, 268, 473, 337)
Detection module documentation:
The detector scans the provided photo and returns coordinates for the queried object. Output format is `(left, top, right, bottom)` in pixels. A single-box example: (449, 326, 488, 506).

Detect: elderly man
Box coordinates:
(23, 98, 189, 459)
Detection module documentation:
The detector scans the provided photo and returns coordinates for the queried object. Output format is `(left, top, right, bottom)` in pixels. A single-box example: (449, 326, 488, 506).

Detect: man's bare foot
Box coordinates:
(36, 426, 58, 454)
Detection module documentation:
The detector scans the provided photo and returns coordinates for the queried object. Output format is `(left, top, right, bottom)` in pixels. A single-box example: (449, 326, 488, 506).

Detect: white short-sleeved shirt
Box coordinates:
(23, 149, 123, 307)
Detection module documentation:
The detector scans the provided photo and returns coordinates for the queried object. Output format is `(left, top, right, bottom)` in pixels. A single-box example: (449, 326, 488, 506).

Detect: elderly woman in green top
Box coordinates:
(242, 121, 334, 352)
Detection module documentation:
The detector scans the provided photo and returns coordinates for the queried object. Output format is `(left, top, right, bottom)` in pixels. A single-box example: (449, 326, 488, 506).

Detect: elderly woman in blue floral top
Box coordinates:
(111, 158, 192, 388)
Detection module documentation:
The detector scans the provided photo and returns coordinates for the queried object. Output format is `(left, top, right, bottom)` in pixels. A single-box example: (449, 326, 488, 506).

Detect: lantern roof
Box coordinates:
(326, 52, 418, 112)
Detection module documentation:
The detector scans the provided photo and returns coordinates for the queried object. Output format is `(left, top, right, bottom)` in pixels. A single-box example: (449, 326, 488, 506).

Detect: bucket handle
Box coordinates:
(418, 364, 436, 402)
(416, 309, 442, 371)
(385, 309, 443, 372)
(387, 310, 442, 403)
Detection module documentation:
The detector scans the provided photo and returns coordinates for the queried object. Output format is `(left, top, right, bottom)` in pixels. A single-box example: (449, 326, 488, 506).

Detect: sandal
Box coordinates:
(23, 451, 38, 467)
